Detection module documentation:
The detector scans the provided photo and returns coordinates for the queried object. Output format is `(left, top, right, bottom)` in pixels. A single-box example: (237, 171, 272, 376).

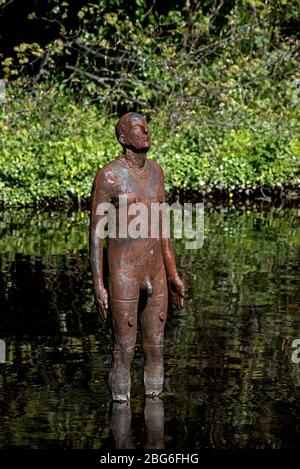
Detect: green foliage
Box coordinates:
(0, 81, 299, 207)
(0, 0, 300, 206)
(0, 86, 117, 206)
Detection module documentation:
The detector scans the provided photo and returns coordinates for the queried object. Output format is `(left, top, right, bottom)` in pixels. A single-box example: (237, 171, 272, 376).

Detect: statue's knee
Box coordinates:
(115, 344, 135, 364)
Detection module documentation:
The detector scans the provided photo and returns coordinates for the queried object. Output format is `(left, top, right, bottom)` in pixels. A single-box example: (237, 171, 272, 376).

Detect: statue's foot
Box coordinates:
(112, 394, 130, 403)
(109, 368, 131, 402)
(145, 388, 163, 398)
(144, 374, 164, 398)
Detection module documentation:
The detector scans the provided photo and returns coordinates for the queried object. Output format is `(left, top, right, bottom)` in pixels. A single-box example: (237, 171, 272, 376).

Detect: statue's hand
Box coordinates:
(169, 275, 185, 310)
(95, 284, 109, 320)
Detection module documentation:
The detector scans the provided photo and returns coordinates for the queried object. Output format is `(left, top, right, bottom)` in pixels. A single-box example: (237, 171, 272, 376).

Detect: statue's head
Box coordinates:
(116, 112, 151, 153)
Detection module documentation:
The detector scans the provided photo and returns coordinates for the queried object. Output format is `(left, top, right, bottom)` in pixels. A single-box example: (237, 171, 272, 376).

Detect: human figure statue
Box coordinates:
(90, 112, 184, 401)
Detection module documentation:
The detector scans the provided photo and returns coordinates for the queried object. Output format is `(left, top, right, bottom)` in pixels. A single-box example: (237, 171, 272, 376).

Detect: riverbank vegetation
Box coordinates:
(0, 0, 299, 207)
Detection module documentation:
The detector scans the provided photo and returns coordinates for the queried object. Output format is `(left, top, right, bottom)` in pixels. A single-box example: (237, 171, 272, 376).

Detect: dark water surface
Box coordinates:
(1, 205, 300, 449)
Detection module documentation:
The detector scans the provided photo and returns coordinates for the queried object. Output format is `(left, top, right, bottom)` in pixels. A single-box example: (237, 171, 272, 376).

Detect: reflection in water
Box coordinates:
(111, 402, 135, 449)
(144, 398, 164, 449)
(111, 398, 164, 449)
(1, 206, 300, 448)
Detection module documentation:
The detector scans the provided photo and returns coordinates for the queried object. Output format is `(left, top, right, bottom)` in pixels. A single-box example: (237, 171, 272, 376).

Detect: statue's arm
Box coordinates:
(158, 165, 185, 309)
(89, 169, 110, 320)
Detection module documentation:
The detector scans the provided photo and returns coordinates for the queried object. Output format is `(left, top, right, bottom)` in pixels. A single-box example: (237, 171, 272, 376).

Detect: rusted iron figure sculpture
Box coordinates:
(90, 112, 184, 401)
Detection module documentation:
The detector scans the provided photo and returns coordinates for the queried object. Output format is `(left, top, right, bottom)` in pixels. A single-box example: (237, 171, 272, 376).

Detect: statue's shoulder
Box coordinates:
(94, 159, 121, 184)
(148, 159, 164, 179)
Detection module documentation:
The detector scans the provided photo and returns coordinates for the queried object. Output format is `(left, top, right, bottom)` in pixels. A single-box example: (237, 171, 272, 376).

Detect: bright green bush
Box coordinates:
(0, 81, 299, 207)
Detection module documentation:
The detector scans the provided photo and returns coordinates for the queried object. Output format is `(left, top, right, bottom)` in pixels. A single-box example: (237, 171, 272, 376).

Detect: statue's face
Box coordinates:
(120, 115, 151, 152)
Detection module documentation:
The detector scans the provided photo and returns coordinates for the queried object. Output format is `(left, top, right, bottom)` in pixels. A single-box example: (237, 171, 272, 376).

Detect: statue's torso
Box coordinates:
(102, 157, 165, 276)
(106, 157, 164, 206)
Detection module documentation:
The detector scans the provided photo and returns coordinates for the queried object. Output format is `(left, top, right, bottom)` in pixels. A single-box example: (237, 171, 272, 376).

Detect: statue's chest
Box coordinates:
(110, 165, 163, 206)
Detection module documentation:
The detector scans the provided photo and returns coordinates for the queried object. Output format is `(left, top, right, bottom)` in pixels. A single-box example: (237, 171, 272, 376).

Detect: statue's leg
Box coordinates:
(109, 273, 139, 401)
(140, 268, 168, 397)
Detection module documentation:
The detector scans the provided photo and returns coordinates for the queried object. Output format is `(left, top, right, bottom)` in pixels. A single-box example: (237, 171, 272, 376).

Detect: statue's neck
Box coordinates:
(124, 148, 147, 169)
